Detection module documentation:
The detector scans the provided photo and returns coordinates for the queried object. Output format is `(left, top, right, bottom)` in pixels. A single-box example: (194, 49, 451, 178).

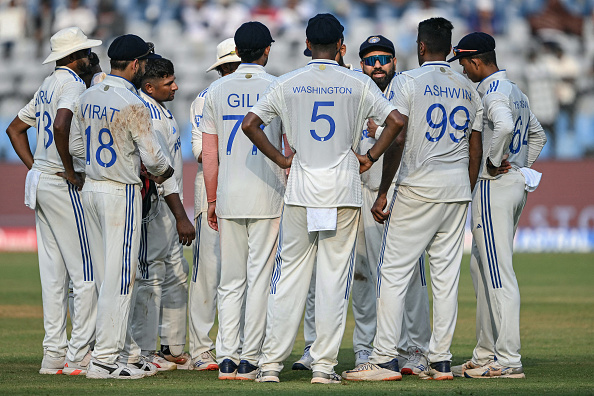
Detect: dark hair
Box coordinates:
(236, 47, 266, 63)
(418, 17, 454, 57)
(89, 52, 100, 67)
(310, 40, 341, 55)
(142, 58, 174, 83)
(110, 59, 133, 71)
(471, 50, 497, 66)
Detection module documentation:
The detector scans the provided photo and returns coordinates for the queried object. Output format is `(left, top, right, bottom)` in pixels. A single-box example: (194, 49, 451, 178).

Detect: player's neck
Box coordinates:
(420, 55, 446, 64)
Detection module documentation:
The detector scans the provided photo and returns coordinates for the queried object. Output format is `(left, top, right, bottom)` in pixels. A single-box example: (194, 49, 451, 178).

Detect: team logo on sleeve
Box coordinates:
(195, 115, 202, 128)
(368, 36, 380, 44)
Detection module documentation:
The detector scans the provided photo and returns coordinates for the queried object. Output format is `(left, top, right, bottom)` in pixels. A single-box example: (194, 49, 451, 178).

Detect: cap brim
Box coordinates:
(146, 53, 162, 60)
(447, 54, 462, 62)
(206, 54, 242, 72)
(42, 38, 102, 64)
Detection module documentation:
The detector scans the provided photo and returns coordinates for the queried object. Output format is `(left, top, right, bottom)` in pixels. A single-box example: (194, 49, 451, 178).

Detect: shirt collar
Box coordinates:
(104, 74, 139, 94)
(139, 90, 173, 119)
(421, 61, 450, 68)
(237, 63, 266, 73)
(308, 59, 339, 66)
(476, 69, 507, 95)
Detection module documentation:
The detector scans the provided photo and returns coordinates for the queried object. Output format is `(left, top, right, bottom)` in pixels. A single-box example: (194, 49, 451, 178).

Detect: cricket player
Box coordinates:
(69, 34, 173, 379)
(189, 37, 241, 371)
(343, 17, 483, 381)
(5, 27, 101, 376)
(242, 13, 405, 384)
(353, 35, 432, 374)
(201, 22, 285, 381)
(124, 56, 195, 370)
(448, 32, 547, 379)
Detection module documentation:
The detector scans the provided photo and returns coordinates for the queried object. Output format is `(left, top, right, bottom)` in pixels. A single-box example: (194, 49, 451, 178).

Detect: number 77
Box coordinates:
(223, 114, 260, 155)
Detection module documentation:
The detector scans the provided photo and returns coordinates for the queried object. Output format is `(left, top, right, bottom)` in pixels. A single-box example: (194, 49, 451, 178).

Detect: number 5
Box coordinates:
(310, 101, 335, 141)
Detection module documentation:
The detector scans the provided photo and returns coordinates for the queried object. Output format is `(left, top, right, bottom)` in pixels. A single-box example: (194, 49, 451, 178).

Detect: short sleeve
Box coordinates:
(57, 80, 85, 112)
(198, 93, 217, 135)
(17, 96, 37, 127)
(362, 80, 396, 126)
(250, 80, 283, 126)
(392, 74, 411, 117)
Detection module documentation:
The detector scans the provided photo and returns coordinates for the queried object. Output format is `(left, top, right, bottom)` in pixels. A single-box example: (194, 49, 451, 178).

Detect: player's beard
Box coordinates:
(131, 67, 145, 89)
(371, 66, 395, 92)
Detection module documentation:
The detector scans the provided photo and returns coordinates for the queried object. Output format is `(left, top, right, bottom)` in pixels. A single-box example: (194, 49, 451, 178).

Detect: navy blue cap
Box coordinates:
(303, 31, 344, 57)
(306, 13, 344, 45)
(448, 32, 495, 62)
(359, 35, 395, 59)
(108, 34, 155, 61)
(234, 21, 274, 51)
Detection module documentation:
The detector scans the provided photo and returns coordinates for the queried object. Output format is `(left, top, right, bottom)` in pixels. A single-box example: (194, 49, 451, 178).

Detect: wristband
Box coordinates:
(366, 149, 378, 163)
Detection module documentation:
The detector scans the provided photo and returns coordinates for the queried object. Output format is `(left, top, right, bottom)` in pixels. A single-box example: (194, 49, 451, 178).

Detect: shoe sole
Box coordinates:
(421, 375, 454, 380)
(464, 373, 526, 379)
(311, 378, 341, 384)
(235, 375, 257, 381)
(86, 372, 146, 380)
(193, 364, 219, 371)
(39, 368, 63, 375)
(292, 363, 310, 370)
(343, 375, 402, 381)
(401, 368, 413, 375)
(218, 374, 237, 380)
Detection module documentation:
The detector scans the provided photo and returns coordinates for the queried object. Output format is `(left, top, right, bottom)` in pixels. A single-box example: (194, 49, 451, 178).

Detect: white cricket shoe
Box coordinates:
(145, 353, 177, 371)
(418, 361, 453, 380)
(342, 359, 402, 381)
(464, 362, 526, 379)
(39, 353, 65, 375)
(311, 371, 342, 384)
(400, 348, 428, 375)
(190, 350, 219, 371)
(127, 356, 158, 377)
(159, 351, 192, 370)
(452, 359, 488, 377)
(86, 360, 146, 379)
(292, 345, 313, 370)
(63, 351, 92, 375)
(355, 349, 371, 366)
(255, 369, 280, 383)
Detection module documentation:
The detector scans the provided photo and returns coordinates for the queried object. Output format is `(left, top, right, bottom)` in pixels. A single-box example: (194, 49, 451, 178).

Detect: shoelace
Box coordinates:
(407, 349, 423, 365)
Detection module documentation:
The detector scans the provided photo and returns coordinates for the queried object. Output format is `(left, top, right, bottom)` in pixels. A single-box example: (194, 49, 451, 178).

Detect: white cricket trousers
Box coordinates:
(216, 216, 279, 365)
(469, 173, 527, 368)
(370, 192, 467, 364)
(189, 212, 221, 357)
(36, 173, 96, 362)
(82, 180, 140, 364)
(124, 197, 189, 360)
(353, 184, 431, 355)
(260, 205, 360, 375)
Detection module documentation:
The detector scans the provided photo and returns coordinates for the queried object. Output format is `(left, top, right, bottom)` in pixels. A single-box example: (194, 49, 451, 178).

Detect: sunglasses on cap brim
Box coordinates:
(452, 47, 478, 57)
(362, 54, 393, 66)
(134, 42, 155, 60)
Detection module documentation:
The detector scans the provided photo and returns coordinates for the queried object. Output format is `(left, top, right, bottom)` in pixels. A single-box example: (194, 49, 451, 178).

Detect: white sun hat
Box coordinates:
(206, 38, 242, 72)
(42, 27, 102, 65)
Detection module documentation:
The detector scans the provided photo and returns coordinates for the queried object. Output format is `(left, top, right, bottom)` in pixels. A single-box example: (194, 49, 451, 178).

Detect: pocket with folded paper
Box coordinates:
(306, 207, 337, 232)
(519, 167, 542, 192)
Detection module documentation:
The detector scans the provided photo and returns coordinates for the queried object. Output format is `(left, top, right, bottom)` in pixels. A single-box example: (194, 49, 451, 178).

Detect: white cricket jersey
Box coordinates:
(199, 63, 285, 219)
(393, 61, 483, 203)
(190, 88, 208, 216)
(250, 59, 396, 208)
(140, 91, 183, 199)
(18, 66, 87, 174)
(69, 75, 170, 186)
(358, 80, 397, 190)
(476, 70, 547, 180)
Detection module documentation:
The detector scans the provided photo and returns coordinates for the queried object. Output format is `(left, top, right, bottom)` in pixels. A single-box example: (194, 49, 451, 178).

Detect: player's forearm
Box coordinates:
(368, 110, 405, 161)
(6, 116, 34, 169)
(469, 130, 482, 190)
(487, 101, 514, 167)
(191, 129, 203, 163)
(164, 193, 188, 221)
(54, 109, 76, 175)
(202, 133, 219, 203)
(242, 112, 288, 168)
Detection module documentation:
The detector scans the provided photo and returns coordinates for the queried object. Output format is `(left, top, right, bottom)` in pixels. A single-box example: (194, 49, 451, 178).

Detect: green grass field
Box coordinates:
(0, 252, 593, 395)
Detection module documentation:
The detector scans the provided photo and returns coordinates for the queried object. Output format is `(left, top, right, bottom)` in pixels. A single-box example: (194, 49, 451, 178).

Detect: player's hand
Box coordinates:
(176, 216, 196, 246)
(367, 119, 378, 139)
(355, 150, 372, 174)
(278, 152, 294, 169)
(56, 171, 85, 190)
(371, 193, 390, 224)
(486, 154, 511, 177)
(207, 201, 218, 231)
